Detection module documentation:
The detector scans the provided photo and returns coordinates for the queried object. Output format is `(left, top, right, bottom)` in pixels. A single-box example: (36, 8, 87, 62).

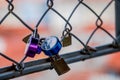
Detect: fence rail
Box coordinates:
(0, 43, 120, 79)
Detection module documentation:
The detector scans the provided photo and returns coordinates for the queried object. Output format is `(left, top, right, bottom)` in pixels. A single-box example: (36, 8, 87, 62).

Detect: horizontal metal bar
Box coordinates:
(0, 43, 120, 80)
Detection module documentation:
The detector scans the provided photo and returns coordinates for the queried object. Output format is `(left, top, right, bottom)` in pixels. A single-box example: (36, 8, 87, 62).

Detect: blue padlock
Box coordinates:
(41, 36, 62, 57)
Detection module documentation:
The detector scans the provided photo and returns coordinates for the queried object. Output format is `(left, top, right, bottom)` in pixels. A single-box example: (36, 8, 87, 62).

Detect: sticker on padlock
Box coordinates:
(50, 55, 70, 75)
(62, 34, 72, 47)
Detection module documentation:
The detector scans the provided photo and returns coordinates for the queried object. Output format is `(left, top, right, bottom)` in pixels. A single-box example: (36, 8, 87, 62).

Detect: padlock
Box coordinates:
(41, 36, 70, 75)
(41, 36, 62, 56)
(62, 34, 72, 47)
(50, 55, 70, 75)
(24, 36, 41, 58)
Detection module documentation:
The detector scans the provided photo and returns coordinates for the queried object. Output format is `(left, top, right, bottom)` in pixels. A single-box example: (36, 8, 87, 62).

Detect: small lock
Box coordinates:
(50, 56, 70, 75)
(41, 36, 62, 56)
(25, 36, 41, 58)
(62, 34, 72, 47)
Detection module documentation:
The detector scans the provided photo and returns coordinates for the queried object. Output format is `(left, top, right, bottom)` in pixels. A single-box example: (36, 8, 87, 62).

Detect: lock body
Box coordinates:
(41, 36, 62, 56)
(50, 56, 70, 75)
(62, 34, 72, 47)
(25, 36, 41, 57)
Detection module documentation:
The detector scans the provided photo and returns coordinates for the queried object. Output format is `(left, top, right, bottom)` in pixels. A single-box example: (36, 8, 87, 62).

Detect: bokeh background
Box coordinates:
(1, 0, 120, 80)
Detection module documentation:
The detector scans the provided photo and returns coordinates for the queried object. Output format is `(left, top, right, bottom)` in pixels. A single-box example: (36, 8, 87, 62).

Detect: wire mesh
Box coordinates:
(0, 0, 120, 79)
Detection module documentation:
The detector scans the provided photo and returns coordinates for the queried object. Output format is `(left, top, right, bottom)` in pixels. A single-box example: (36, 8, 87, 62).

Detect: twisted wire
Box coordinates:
(86, 0, 117, 45)
(0, 0, 118, 71)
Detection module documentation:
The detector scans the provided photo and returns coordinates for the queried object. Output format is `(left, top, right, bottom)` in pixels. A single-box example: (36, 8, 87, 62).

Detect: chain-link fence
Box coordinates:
(0, 0, 120, 79)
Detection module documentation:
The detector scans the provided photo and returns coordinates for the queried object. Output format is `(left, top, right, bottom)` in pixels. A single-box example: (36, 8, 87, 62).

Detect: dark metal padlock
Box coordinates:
(62, 34, 72, 47)
(50, 56, 70, 75)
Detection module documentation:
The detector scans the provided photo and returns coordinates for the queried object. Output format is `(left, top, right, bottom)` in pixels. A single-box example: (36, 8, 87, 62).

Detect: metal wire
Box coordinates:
(0, 0, 34, 31)
(86, 0, 117, 45)
(0, 0, 119, 79)
(0, 52, 19, 65)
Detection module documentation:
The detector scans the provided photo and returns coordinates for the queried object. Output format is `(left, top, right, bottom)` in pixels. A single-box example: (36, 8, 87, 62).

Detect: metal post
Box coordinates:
(115, 0, 120, 43)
